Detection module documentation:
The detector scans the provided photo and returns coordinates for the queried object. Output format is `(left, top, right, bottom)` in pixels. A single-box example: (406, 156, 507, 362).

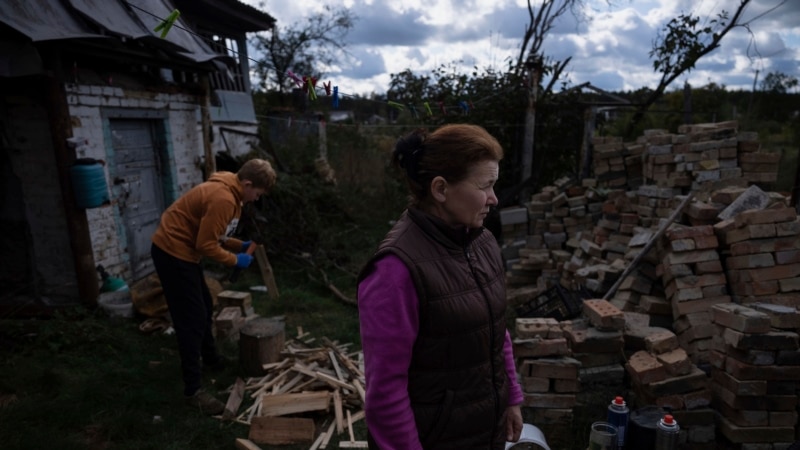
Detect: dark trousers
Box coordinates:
(151, 243, 219, 396)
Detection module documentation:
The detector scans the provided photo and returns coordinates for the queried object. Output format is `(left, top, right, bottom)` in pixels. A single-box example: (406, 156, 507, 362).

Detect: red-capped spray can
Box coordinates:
(607, 396, 629, 449)
(655, 414, 680, 450)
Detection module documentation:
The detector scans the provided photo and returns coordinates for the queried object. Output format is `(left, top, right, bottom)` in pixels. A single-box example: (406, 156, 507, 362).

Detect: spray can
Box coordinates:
(654, 414, 680, 450)
(606, 396, 629, 449)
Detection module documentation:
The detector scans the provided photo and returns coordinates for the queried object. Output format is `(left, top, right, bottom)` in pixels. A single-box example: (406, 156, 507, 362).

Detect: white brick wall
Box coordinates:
(65, 83, 206, 283)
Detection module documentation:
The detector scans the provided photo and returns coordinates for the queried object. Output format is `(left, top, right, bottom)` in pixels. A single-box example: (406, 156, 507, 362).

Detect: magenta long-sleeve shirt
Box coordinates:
(358, 254, 524, 450)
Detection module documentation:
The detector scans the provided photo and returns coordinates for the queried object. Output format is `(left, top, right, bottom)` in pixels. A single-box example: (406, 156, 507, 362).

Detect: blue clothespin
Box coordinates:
(407, 104, 419, 119)
(154, 9, 180, 38)
(332, 86, 339, 109)
(459, 101, 470, 115)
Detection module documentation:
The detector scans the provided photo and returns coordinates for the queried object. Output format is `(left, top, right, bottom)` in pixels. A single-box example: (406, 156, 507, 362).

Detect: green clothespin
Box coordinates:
(154, 9, 180, 38)
(387, 101, 405, 110)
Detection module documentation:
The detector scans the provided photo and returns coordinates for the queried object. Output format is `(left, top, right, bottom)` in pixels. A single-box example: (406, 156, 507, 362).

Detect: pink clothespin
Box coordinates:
(286, 70, 304, 88)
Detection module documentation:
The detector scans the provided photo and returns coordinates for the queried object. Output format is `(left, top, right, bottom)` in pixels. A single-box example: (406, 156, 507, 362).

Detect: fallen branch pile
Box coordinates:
(220, 327, 368, 449)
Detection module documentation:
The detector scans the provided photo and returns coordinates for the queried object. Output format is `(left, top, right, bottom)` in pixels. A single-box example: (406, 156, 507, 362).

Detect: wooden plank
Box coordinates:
(603, 192, 694, 299)
(317, 371, 353, 391)
(254, 244, 280, 300)
(259, 391, 331, 417)
(223, 377, 246, 420)
(235, 438, 263, 450)
(338, 442, 368, 448)
(346, 410, 355, 441)
(351, 379, 366, 404)
(249, 416, 315, 445)
(320, 420, 336, 449)
(333, 390, 344, 434)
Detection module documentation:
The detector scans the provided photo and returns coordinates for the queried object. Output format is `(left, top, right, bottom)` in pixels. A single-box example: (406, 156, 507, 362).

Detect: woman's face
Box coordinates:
(435, 159, 499, 229)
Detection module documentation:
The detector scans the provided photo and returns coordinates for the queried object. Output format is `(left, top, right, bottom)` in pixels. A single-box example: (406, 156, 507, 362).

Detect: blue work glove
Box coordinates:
(235, 253, 253, 268)
(241, 240, 253, 252)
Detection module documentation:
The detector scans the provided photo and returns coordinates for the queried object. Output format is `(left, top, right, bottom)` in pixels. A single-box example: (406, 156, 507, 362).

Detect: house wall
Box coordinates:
(1, 83, 78, 302)
(65, 83, 206, 284)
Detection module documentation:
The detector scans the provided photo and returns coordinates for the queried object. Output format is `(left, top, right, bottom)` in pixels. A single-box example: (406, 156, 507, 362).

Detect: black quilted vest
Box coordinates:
(359, 207, 509, 450)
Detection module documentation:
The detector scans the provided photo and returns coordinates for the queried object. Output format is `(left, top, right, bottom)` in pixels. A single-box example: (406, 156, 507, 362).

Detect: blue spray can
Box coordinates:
(607, 396, 629, 449)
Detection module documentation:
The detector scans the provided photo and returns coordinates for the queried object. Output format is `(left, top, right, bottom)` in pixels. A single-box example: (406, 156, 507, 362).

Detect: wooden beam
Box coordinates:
(602, 192, 694, 300)
(254, 244, 279, 299)
(249, 416, 315, 445)
(234, 438, 263, 450)
(223, 377, 245, 420)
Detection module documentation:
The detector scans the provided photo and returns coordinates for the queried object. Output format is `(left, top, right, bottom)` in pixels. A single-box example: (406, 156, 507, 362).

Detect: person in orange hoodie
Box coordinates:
(151, 158, 277, 415)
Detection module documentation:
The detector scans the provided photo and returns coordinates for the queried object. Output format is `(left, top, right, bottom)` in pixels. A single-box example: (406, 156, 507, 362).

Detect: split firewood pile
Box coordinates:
(220, 326, 368, 449)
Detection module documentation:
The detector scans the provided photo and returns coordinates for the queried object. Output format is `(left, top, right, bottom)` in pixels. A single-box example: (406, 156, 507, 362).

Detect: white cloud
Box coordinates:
(245, 0, 799, 95)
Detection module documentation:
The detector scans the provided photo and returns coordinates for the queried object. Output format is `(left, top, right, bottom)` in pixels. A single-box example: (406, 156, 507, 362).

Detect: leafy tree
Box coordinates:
(761, 71, 799, 94)
(626, 0, 788, 136)
(251, 6, 356, 94)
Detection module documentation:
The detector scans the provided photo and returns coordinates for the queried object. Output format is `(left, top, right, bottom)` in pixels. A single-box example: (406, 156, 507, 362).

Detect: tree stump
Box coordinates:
(239, 317, 285, 376)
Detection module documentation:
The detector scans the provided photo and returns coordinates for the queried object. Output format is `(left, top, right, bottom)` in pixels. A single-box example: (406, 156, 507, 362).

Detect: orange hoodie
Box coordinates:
(152, 171, 245, 266)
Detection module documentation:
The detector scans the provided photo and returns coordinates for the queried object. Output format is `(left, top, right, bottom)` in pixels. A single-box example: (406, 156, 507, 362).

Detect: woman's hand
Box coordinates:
(506, 404, 523, 442)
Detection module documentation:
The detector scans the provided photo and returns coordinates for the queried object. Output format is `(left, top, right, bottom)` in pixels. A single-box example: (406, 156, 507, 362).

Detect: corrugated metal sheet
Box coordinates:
(0, 0, 103, 41)
(0, 0, 223, 63)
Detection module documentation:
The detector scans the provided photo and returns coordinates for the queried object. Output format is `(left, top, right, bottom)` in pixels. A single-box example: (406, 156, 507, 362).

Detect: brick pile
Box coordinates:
(642, 122, 748, 193)
(737, 130, 781, 185)
(658, 224, 731, 365)
(572, 300, 626, 401)
(513, 317, 578, 441)
(715, 201, 800, 308)
(624, 322, 716, 449)
(592, 136, 629, 189)
(610, 227, 667, 320)
(709, 303, 800, 448)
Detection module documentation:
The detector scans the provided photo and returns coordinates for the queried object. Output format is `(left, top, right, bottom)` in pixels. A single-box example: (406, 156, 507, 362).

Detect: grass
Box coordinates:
(0, 266, 368, 450)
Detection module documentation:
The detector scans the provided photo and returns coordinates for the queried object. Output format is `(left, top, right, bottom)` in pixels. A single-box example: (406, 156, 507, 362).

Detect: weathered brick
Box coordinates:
(711, 368, 767, 396)
(582, 299, 625, 330)
(673, 295, 731, 317)
(731, 263, 800, 283)
(666, 225, 714, 240)
(724, 253, 775, 270)
(734, 206, 797, 227)
(513, 337, 571, 358)
(655, 347, 692, 375)
(520, 376, 550, 392)
(644, 330, 679, 354)
(523, 357, 581, 379)
(695, 259, 723, 273)
(778, 277, 800, 292)
(625, 350, 666, 384)
(750, 303, 800, 329)
(639, 365, 707, 397)
(665, 249, 720, 265)
(516, 317, 560, 339)
(728, 236, 800, 256)
(724, 355, 800, 380)
(711, 303, 772, 333)
(521, 392, 577, 409)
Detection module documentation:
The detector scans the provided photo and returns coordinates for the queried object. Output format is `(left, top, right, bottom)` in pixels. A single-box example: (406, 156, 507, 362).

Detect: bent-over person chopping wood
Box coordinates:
(151, 158, 276, 415)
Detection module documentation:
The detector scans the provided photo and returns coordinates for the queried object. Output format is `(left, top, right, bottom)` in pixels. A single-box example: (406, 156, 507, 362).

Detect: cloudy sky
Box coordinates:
(244, 0, 799, 96)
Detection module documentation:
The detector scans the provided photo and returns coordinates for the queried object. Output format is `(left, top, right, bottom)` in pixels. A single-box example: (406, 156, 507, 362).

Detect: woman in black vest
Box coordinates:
(358, 124, 524, 449)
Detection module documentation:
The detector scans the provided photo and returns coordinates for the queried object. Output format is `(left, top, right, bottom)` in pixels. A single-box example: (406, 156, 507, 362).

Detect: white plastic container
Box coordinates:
(97, 290, 134, 318)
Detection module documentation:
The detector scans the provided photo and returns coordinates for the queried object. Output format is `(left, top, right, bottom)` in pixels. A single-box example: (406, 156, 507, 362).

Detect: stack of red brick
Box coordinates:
(715, 203, 800, 306)
(709, 303, 800, 447)
(658, 224, 730, 365)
